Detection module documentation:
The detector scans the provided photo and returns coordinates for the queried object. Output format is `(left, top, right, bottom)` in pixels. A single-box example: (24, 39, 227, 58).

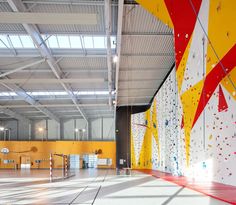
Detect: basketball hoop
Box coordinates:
(1, 148, 9, 154)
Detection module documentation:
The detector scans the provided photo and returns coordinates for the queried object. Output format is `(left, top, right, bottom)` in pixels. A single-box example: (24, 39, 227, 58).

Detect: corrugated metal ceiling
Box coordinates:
(0, 0, 174, 119)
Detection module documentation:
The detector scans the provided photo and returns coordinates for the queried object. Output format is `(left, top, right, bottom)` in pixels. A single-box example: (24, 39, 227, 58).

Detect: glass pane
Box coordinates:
(69, 36, 82, 48)
(0, 35, 10, 48)
(48, 35, 59, 48)
(83, 36, 93, 49)
(9, 35, 23, 48)
(20, 35, 35, 48)
(93, 36, 105, 48)
(57, 36, 70, 48)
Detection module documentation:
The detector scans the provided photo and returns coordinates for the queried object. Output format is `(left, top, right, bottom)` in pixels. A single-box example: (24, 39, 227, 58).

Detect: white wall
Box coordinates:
(0, 117, 115, 141)
(131, 67, 236, 186)
(90, 118, 102, 140)
(63, 119, 88, 140)
(0, 120, 18, 140)
(103, 118, 115, 140)
(18, 121, 31, 140)
(0, 120, 30, 140)
(90, 117, 115, 140)
(48, 120, 60, 140)
(64, 119, 74, 140)
(33, 120, 47, 140)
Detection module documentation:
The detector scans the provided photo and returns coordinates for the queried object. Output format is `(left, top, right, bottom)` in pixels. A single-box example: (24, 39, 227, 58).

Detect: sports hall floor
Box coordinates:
(0, 169, 231, 205)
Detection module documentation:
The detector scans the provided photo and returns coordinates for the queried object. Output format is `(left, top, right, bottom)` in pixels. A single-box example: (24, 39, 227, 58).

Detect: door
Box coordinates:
(20, 156, 31, 169)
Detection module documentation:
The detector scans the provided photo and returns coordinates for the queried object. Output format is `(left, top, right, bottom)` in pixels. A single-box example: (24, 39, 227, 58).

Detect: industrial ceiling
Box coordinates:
(0, 0, 174, 122)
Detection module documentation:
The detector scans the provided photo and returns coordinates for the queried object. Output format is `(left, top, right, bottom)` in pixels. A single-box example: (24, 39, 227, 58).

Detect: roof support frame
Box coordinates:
(105, 0, 113, 107)
(0, 58, 45, 78)
(7, 0, 88, 125)
(0, 107, 31, 124)
(115, 0, 124, 106)
(0, 82, 60, 122)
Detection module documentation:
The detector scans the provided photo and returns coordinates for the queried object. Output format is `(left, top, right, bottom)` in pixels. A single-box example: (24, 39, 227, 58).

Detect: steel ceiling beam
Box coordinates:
(0, 78, 163, 84)
(0, 68, 169, 73)
(0, 68, 111, 73)
(118, 102, 149, 106)
(0, 95, 115, 101)
(0, 49, 174, 57)
(7, 0, 88, 124)
(0, 31, 173, 36)
(0, 107, 31, 123)
(122, 32, 173, 36)
(118, 95, 152, 99)
(21, 0, 118, 6)
(115, 0, 124, 107)
(28, 113, 114, 117)
(105, 0, 113, 107)
(0, 83, 60, 122)
(0, 103, 108, 108)
(0, 59, 45, 78)
(0, 78, 105, 84)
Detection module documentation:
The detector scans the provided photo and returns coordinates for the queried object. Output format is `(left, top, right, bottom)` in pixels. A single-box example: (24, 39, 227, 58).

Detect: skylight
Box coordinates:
(69, 36, 82, 48)
(93, 36, 106, 49)
(18, 35, 35, 48)
(0, 34, 116, 50)
(83, 36, 94, 48)
(57, 36, 70, 48)
(10, 35, 23, 48)
(0, 35, 10, 48)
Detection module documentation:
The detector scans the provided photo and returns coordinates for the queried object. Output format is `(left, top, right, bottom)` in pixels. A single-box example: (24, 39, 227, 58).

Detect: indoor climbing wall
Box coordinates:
(131, 111, 146, 169)
(155, 68, 182, 175)
(131, 0, 236, 186)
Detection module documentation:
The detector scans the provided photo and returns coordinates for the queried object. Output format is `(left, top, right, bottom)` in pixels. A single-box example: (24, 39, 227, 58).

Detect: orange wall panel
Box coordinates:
(0, 141, 116, 169)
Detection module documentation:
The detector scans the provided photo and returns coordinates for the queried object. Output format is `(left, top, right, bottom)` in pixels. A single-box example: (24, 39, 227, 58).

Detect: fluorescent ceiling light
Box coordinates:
(75, 128, 79, 133)
(113, 55, 118, 63)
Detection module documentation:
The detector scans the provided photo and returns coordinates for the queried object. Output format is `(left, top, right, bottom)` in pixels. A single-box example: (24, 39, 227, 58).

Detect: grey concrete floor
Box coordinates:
(0, 169, 230, 205)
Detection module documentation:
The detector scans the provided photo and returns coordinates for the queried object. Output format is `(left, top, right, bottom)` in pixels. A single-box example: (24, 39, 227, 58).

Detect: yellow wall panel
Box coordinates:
(206, 0, 236, 74)
(181, 80, 204, 166)
(135, 0, 173, 28)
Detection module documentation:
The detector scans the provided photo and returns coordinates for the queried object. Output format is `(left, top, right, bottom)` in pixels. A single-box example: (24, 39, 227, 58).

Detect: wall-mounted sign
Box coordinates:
(3, 159, 14, 164)
(98, 158, 112, 166)
(1, 148, 9, 154)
